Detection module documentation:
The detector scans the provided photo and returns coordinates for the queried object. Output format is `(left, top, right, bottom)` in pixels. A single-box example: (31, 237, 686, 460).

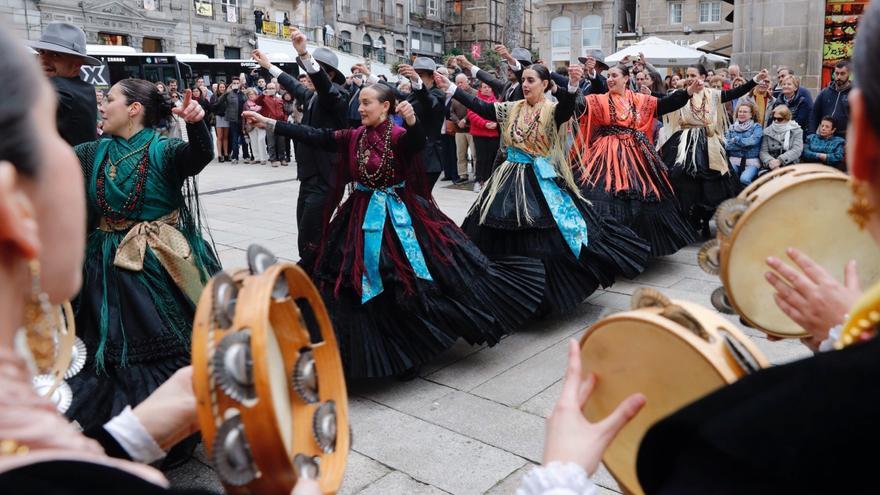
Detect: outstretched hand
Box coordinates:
(241, 110, 268, 129)
(754, 69, 770, 83)
(397, 64, 419, 82)
(290, 27, 308, 55)
(396, 101, 416, 126)
(568, 64, 584, 87)
(251, 49, 271, 69)
(455, 55, 474, 71)
(171, 89, 204, 123)
(543, 339, 646, 475)
(765, 248, 861, 351)
(686, 78, 704, 95)
(433, 72, 452, 92)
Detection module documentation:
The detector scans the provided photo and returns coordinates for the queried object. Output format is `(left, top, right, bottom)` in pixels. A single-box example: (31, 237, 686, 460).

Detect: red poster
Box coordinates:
(471, 43, 481, 60)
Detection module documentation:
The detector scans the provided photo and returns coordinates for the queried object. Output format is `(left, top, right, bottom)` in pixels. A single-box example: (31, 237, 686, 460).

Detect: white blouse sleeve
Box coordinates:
(516, 462, 598, 495)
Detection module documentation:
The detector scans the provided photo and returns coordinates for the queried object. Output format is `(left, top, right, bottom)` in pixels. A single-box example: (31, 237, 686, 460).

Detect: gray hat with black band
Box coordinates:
(412, 57, 437, 73)
(510, 47, 533, 66)
(304, 47, 345, 85)
(578, 50, 609, 71)
(28, 22, 102, 66)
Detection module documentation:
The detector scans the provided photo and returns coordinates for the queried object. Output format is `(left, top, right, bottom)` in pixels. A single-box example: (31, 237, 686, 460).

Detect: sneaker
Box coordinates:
(261, 160, 267, 165)
(453, 176, 469, 185)
(440, 176, 453, 181)
(231, 159, 239, 164)
(218, 156, 225, 163)
(281, 161, 289, 166)
(271, 161, 279, 167)
(473, 182, 482, 194)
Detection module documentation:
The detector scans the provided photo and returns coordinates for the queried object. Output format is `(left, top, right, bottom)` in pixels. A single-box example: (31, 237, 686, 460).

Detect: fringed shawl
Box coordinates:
(658, 87, 731, 174)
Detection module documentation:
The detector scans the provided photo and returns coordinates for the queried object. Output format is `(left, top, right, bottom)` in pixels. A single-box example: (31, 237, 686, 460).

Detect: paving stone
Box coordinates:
(471, 338, 573, 408)
(485, 462, 534, 494)
(339, 451, 392, 495)
(408, 391, 546, 462)
(420, 339, 486, 375)
(426, 303, 603, 392)
(357, 471, 451, 494)
(347, 398, 524, 494)
(355, 377, 457, 413)
(519, 379, 562, 418)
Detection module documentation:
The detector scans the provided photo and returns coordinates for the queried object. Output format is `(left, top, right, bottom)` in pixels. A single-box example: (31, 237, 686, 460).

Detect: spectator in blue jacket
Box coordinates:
(726, 102, 764, 185)
(808, 60, 851, 137)
(803, 116, 846, 171)
(770, 75, 812, 137)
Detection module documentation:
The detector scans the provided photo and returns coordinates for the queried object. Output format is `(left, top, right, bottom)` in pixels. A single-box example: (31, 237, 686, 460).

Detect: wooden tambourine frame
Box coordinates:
(192, 247, 349, 494)
(579, 289, 768, 495)
(698, 164, 880, 338)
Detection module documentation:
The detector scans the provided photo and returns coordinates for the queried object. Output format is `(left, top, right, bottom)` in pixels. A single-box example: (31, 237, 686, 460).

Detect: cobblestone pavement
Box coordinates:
(166, 162, 812, 494)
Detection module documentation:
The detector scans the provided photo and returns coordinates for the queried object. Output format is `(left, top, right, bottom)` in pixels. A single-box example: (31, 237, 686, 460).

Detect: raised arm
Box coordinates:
(656, 89, 691, 116)
(396, 101, 426, 155)
(252, 48, 313, 107)
(553, 83, 578, 127)
(264, 118, 337, 151)
(170, 91, 214, 178)
(450, 86, 498, 121)
(722, 70, 769, 103)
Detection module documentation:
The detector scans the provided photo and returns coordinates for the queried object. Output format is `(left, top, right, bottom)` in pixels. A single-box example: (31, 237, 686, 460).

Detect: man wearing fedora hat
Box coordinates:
(577, 50, 610, 95)
(454, 45, 529, 103)
(251, 28, 349, 262)
(29, 22, 102, 146)
(397, 58, 449, 188)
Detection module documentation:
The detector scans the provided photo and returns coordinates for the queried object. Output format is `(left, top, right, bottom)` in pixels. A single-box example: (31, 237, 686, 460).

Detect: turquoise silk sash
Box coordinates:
(356, 182, 433, 303)
(506, 147, 589, 258)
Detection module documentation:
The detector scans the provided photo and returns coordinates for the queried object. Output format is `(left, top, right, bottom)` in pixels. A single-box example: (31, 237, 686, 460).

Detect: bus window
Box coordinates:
(143, 66, 161, 83)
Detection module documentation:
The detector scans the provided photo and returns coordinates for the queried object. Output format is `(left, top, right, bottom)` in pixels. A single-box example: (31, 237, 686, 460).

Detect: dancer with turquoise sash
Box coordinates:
(436, 64, 650, 315)
(244, 84, 546, 379)
(67, 81, 219, 431)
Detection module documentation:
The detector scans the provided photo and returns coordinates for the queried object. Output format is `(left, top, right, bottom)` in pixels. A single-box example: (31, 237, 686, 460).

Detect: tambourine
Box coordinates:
(697, 164, 880, 337)
(192, 245, 350, 494)
(23, 301, 87, 414)
(579, 288, 768, 495)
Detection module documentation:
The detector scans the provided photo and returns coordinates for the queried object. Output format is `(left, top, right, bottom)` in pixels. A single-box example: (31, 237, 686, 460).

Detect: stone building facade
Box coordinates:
(631, 0, 734, 49)
(533, 0, 616, 67)
(731, 0, 825, 93)
(444, 0, 534, 56)
(3, 0, 258, 59)
(331, 0, 413, 65)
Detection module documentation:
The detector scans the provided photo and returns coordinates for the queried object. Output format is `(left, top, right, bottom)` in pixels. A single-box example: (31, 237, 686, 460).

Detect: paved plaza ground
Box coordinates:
(167, 161, 812, 494)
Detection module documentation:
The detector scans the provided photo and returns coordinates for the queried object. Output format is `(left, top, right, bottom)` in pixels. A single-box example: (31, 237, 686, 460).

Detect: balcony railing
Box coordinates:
(359, 10, 396, 28)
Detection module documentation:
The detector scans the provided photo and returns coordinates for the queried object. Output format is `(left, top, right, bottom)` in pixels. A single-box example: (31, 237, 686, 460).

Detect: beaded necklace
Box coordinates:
(688, 90, 711, 124)
(608, 92, 639, 125)
(107, 142, 150, 180)
(95, 145, 151, 223)
(510, 101, 543, 145)
(356, 119, 395, 189)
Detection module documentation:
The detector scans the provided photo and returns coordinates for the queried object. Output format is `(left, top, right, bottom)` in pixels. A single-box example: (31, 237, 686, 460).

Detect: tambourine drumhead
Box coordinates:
(721, 166, 880, 337)
(580, 297, 767, 495)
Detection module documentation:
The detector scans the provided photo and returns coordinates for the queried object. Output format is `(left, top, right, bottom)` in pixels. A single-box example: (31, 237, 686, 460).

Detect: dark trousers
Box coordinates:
(297, 176, 330, 263)
(228, 121, 241, 159)
(473, 135, 501, 182)
(426, 172, 441, 189)
(440, 134, 458, 181)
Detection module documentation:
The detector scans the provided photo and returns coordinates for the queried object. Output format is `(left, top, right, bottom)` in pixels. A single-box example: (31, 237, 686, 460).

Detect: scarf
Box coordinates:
(731, 119, 756, 133)
(767, 120, 800, 150)
(834, 80, 853, 92)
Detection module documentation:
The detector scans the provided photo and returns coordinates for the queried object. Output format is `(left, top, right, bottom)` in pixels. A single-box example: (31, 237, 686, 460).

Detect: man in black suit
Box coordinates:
(30, 22, 101, 146)
(252, 29, 349, 263)
(454, 45, 528, 103)
(397, 57, 447, 189)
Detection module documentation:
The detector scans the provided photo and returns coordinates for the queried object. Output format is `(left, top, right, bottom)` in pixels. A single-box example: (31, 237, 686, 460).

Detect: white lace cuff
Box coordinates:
(516, 462, 597, 495)
(104, 406, 166, 463)
(268, 65, 284, 78)
(819, 323, 844, 352)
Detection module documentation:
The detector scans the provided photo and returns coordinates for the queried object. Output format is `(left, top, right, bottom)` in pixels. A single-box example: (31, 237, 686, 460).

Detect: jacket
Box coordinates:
(802, 133, 845, 169)
(277, 57, 349, 183)
(468, 93, 499, 138)
(51, 76, 98, 146)
(725, 123, 763, 159)
(808, 83, 851, 136)
(407, 82, 446, 173)
(450, 87, 476, 131)
(760, 122, 804, 166)
(214, 89, 246, 123)
(741, 92, 776, 132)
(771, 94, 812, 133)
(474, 66, 525, 102)
(256, 93, 285, 121)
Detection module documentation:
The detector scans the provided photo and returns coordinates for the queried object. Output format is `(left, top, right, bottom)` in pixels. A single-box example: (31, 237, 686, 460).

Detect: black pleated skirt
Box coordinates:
(662, 129, 741, 216)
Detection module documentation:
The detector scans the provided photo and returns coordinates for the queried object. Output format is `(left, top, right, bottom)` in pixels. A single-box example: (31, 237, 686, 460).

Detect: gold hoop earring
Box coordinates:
(848, 179, 875, 230)
(128, 117, 134, 134)
(22, 260, 58, 371)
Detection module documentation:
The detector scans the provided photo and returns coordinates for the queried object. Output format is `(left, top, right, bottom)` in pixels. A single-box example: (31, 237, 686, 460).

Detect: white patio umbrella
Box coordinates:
(606, 37, 708, 67)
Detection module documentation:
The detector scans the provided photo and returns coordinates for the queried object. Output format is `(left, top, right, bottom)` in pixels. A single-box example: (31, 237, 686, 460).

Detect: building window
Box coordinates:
(221, 0, 239, 23)
(411, 32, 420, 51)
(396, 3, 404, 22)
(669, 3, 683, 24)
(340, 30, 352, 53)
(581, 15, 601, 49)
(377, 36, 386, 62)
(427, 0, 437, 17)
(395, 38, 404, 55)
(142, 37, 162, 52)
(196, 43, 215, 58)
(224, 46, 240, 59)
(551, 16, 571, 48)
(98, 32, 127, 45)
(341, 0, 351, 13)
(194, 0, 213, 17)
(699, 1, 721, 23)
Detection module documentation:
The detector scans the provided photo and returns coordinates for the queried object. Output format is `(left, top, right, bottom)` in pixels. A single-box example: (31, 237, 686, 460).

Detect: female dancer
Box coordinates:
(434, 64, 650, 315)
(657, 65, 770, 238)
(68, 82, 219, 430)
(570, 64, 702, 256)
(211, 81, 229, 161)
(243, 84, 545, 379)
